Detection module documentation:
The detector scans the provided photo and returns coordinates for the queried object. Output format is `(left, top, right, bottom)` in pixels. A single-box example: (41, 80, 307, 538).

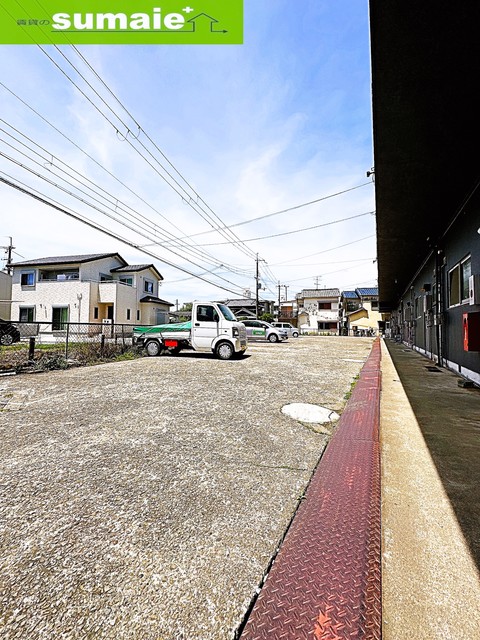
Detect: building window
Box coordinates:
(20, 271, 35, 286)
(52, 306, 69, 330)
(318, 302, 331, 310)
(137, 310, 140, 321)
(94, 307, 99, 320)
(144, 279, 154, 294)
(19, 307, 35, 322)
(119, 276, 133, 286)
(100, 273, 113, 281)
(371, 300, 379, 310)
(126, 309, 131, 321)
(449, 256, 471, 306)
(39, 269, 79, 281)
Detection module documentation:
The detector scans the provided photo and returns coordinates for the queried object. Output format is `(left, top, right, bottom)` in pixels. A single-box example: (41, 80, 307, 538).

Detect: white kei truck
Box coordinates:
(133, 301, 248, 360)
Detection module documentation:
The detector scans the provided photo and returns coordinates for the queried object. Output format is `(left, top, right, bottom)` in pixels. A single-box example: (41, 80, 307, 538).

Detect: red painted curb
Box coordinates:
(240, 339, 382, 640)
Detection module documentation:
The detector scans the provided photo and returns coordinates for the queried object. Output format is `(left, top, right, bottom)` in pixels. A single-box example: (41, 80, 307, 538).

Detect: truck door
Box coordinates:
(192, 304, 220, 350)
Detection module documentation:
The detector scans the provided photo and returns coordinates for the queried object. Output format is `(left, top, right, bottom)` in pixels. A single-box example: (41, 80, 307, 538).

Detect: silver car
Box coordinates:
(241, 319, 288, 343)
(272, 322, 299, 338)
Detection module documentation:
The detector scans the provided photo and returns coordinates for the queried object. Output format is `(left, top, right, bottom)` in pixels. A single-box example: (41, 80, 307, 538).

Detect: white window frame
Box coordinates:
(449, 255, 471, 307)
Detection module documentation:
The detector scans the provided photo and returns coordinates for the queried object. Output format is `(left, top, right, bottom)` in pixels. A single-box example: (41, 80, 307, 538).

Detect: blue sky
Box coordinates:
(0, 0, 376, 306)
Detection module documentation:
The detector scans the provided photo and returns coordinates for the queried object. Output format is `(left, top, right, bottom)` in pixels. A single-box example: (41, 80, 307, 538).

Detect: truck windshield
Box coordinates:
(218, 304, 237, 322)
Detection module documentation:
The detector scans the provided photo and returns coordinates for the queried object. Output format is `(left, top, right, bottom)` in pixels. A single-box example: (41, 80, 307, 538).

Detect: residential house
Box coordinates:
(0, 270, 12, 320)
(10, 253, 172, 328)
(340, 288, 385, 336)
(277, 299, 298, 325)
(370, 1, 480, 384)
(296, 288, 340, 334)
(218, 297, 274, 319)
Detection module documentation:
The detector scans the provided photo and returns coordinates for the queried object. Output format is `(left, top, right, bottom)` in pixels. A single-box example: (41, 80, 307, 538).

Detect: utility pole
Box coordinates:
(255, 253, 260, 318)
(1, 237, 14, 274)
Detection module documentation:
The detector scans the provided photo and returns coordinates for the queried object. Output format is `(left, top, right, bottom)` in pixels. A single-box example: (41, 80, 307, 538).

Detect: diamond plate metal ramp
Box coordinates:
(239, 339, 382, 640)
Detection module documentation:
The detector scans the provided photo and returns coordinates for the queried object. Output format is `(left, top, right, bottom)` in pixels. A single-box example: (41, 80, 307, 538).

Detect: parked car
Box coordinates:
(0, 319, 21, 346)
(241, 319, 288, 343)
(272, 322, 299, 338)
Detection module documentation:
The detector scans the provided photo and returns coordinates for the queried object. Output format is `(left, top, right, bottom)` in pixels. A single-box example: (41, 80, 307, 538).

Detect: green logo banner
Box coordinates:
(0, 0, 243, 44)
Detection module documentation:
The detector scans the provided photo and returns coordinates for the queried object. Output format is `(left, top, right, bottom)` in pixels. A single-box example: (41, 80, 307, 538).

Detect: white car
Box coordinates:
(272, 322, 299, 338)
(241, 319, 288, 342)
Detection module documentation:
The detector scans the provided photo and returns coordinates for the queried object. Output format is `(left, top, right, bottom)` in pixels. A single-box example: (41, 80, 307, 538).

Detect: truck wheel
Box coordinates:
(168, 346, 182, 356)
(215, 341, 234, 360)
(292, 331, 299, 338)
(145, 340, 161, 357)
(268, 333, 279, 343)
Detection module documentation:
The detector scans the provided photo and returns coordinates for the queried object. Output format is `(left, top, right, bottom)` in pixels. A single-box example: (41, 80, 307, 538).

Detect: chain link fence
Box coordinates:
(0, 321, 149, 373)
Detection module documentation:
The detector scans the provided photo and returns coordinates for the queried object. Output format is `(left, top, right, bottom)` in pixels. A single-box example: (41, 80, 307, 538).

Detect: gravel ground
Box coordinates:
(0, 336, 373, 640)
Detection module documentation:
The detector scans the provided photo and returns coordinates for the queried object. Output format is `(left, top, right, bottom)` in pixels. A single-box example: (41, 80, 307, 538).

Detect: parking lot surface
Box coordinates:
(0, 337, 373, 640)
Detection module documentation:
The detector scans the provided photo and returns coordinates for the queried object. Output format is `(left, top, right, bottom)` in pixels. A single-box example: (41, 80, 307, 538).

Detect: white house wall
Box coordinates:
(79, 256, 124, 281)
(11, 280, 93, 324)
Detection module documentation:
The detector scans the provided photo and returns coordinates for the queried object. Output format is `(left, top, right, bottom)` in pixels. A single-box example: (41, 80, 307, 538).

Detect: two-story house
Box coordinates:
(340, 287, 386, 336)
(296, 288, 340, 334)
(10, 253, 172, 328)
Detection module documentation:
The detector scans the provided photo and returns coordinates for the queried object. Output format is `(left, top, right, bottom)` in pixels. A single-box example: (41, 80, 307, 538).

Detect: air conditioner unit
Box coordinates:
(469, 274, 480, 305)
(404, 307, 412, 321)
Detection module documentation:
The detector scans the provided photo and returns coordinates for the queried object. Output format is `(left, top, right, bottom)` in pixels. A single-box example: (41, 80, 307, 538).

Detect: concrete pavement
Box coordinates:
(380, 340, 480, 639)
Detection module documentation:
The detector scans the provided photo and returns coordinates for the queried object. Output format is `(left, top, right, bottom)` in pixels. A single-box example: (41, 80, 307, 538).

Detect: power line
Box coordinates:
(269, 235, 376, 265)
(0, 174, 248, 297)
(0, 121, 251, 274)
(172, 181, 373, 240)
(34, 45, 257, 261)
(0, 82, 252, 273)
(197, 211, 375, 245)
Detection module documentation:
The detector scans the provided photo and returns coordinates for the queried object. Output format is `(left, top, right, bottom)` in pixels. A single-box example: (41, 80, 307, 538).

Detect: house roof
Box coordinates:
(10, 253, 163, 281)
(111, 264, 163, 280)
(356, 288, 378, 297)
(10, 253, 126, 267)
(232, 308, 257, 318)
(347, 308, 369, 320)
(219, 298, 272, 307)
(297, 288, 340, 299)
(341, 290, 360, 299)
(139, 296, 173, 306)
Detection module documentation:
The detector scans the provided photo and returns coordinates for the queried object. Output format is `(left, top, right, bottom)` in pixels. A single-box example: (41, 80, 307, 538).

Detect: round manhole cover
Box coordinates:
(281, 403, 339, 424)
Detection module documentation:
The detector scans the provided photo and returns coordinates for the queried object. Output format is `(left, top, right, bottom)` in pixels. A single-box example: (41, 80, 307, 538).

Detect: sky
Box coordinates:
(0, 0, 376, 308)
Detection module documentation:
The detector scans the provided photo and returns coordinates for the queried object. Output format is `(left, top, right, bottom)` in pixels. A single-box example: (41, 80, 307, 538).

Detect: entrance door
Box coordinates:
(191, 304, 220, 350)
(107, 305, 114, 320)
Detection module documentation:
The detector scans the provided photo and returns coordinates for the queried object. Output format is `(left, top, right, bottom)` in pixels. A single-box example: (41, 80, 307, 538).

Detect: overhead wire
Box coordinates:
(0, 127, 251, 277)
(0, 174, 248, 296)
(0, 155, 248, 292)
(172, 181, 373, 240)
(196, 211, 376, 245)
(35, 44, 257, 261)
(67, 44, 259, 258)
(0, 88, 253, 277)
